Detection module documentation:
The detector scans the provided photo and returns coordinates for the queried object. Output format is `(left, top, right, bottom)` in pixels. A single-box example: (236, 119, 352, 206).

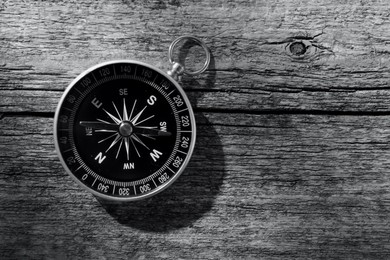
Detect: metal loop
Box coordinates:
(168, 36, 210, 76)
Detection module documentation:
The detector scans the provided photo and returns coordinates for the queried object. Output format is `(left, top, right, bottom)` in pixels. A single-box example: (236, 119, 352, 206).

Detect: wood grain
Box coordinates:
(2, 0, 390, 114)
(2, 0, 390, 259)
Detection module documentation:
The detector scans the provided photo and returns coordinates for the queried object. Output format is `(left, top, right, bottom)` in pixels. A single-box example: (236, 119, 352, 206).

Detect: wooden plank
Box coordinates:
(2, 0, 390, 259)
(1, 113, 390, 258)
(2, 0, 390, 113)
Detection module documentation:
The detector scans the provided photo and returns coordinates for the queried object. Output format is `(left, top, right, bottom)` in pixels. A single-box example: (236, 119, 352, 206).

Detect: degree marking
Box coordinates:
(153, 74, 158, 83)
(134, 65, 138, 76)
(177, 108, 188, 113)
(91, 72, 98, 82)
(176, 150, 188, 155)
(63, 148, 73, 153)
(74, 88, 82, 95)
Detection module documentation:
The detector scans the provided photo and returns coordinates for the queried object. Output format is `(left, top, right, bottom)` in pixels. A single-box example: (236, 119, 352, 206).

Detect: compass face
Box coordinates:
(54, 60, 196, 201)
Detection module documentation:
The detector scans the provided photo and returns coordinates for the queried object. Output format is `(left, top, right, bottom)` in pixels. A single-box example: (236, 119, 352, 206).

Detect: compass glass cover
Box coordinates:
(54, 61, 195, 200)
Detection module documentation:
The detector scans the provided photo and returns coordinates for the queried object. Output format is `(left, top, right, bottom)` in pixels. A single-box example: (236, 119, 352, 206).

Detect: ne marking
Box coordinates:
(168, 89, 175, 96)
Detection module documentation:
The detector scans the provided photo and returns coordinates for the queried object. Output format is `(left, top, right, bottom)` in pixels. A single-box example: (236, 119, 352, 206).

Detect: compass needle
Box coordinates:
(130, 106, 147, 125)
(124, 137, 130, 160)
(55, 38, 209, 200)
(129, 99, 137, 121)
(123, 98, 129, 121)
(105, 134, 122, 152)
(134, 115, 155, 126)
(133, 126, 172, 137)
(97, 118, 111, 124)
(130, 138, 141, 158)
(103, 108, 121, 124)
(141, 134, 156, 140)
(131, 134, 150, 150)
(112, 101, 122, 121)
(98, 132, 118, 143)
(95, 129, 117, 133)
(116, 138, 124, 159)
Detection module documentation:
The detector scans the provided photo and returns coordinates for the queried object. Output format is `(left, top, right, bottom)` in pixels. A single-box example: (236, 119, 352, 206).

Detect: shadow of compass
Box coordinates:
(98, 50, 226, 232)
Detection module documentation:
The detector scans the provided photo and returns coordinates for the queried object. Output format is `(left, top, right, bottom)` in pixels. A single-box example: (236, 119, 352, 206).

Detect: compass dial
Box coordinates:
(54, 60, 196, 201)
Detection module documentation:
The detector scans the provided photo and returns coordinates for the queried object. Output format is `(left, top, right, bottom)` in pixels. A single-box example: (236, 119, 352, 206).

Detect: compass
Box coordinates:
(54, 36, 210, 201)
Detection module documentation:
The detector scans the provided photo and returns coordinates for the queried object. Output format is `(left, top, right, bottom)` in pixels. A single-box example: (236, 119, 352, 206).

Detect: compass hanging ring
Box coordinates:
(167, 35, 211, 79)
(54, 36, 210, 201)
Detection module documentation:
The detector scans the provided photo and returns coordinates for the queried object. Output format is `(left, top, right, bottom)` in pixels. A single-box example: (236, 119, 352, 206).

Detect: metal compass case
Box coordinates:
(54, 36, 210, 201)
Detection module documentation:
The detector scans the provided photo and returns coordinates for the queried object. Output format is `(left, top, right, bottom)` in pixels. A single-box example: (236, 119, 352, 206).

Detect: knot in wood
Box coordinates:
(289, 42, 307, 56)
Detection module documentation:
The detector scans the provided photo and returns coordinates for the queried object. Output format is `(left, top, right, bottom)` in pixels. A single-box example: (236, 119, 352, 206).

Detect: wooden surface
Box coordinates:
(2, 0, 390, 259)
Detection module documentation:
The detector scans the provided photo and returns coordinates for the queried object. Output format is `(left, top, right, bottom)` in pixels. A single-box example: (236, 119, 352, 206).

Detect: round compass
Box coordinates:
(54, 40, 209, 201)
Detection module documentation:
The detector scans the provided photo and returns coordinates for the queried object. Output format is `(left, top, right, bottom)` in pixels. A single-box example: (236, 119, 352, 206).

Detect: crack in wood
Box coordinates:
(3, 108, 390, 120)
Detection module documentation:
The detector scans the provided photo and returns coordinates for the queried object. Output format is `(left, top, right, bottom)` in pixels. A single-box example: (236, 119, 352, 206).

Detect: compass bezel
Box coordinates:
(54, 60, 196, 201)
